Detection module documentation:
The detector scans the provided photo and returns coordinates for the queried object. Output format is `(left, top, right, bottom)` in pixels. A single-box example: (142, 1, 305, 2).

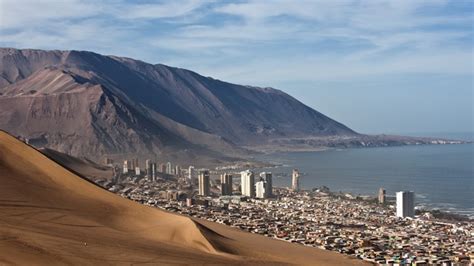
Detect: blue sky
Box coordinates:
(0, 0, 472, 135)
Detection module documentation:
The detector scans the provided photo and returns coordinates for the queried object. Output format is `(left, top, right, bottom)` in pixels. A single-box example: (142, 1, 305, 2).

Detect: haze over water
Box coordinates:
(258, 133, 474, 218)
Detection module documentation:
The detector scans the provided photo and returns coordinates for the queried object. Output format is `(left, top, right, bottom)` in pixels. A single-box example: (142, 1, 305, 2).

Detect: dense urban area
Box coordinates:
(94, 158, 473, 265)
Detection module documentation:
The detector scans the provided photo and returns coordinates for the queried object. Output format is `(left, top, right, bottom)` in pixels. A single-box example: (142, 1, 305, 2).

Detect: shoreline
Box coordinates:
(271, 185, 474, 222)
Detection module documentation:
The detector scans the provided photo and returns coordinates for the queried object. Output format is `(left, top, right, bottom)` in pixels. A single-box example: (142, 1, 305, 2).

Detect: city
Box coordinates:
(95, 158, 474, 265)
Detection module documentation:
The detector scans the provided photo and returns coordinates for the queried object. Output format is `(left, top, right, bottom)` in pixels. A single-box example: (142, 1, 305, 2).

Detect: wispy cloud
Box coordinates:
(0, 0, 472, 84)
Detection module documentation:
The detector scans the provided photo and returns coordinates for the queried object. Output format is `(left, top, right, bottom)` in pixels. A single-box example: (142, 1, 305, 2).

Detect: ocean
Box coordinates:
(256, 134, 474, 218)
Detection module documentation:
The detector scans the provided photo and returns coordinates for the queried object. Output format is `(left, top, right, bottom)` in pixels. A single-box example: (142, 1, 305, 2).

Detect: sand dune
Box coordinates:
(40, 147, 113, 181)
(0, 131, 366, 265)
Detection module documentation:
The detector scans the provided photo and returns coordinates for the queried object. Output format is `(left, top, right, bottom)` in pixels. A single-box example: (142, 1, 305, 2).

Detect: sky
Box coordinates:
(0, 0, 473, 135)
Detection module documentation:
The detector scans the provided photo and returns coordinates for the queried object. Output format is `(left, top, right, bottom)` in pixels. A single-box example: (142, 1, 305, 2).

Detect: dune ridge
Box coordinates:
(0, 130, 366, 265)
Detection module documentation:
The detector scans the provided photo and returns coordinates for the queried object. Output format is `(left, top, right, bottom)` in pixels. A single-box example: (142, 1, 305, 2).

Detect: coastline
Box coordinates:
(223, 142, 474, 219)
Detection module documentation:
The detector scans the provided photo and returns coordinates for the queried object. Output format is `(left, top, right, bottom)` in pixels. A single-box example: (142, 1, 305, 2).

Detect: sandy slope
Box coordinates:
(0, 131, 366, 265)
(39, 148, 113, 180)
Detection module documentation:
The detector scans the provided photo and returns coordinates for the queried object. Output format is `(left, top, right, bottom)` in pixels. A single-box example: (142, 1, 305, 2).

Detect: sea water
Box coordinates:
(257, 136, 474, 218)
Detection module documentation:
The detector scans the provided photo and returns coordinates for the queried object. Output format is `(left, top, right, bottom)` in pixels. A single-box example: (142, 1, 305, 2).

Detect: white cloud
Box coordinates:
(0, 0, 472, 85)
(115, 0, 210, 20)
(0, 0, 100, 29)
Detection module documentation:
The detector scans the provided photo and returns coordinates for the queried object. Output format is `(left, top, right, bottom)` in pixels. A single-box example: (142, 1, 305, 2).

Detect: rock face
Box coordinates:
(0, 48, 357, 163)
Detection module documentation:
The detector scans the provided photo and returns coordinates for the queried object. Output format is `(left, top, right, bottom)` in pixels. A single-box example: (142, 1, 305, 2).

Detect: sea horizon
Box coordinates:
(256, 138, 474, 218)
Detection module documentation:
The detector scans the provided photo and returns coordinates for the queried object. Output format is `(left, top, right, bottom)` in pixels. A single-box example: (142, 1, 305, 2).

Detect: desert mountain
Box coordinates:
(0, 131, 365, 265)
(0, 48, 356, 163)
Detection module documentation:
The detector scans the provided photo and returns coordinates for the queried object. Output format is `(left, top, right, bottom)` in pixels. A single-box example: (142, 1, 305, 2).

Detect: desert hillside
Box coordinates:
(0, 131, 365, 265)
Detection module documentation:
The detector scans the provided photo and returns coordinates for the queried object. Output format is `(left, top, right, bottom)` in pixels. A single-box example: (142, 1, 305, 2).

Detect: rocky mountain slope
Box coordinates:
(0, 48, 359, 162)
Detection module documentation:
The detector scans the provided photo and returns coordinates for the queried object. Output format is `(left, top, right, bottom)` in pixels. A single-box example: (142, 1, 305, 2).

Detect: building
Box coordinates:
(150, 162, 157, 181)
(255, 180, 266, 198)
(159, 163, 166, 173)
(198, 170, 210, 196)
(378, 188, 386, 204)
(220, 173, 233, 196)
(131, 158, 138, 170)
(396, 191, 415, 218)
(188, 166, 195, 181)
(292, 169, 300, 191)
(260, 172, 273, 198)
(123, 160, 129, 174)
(166, 162, 172, 175)
(145, 159, 151, 176)
(135, 167, 140, 176)
(240, 170, 255, 198)
(175, 165, 181, 177)
(104, 158, 114, 166)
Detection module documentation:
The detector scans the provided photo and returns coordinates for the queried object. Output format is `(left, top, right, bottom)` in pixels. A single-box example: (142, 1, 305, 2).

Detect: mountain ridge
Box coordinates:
(1, 47, 449, 164)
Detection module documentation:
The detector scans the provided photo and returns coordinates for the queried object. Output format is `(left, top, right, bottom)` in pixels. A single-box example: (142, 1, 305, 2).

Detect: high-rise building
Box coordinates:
(159, 163, 166, 173)
(175, 165, 181, 177)
(259, 172, 273, 198)
(291, 169, 300, 191)
(166, 162, 172, 175)
(378, 188, 386, 204)
(220, 173, 233, 196)
(145, 159, 151, 176)
(131, 158, 138, 170)
(198, 170, 210, 196)
(396, 191, 415, 218)
(188, 166, 195, 181)
(240, 170, 255, 198)
(151, 162, 157, 181)
(255, 179, 266, 198)
(123, 160, 129, 174)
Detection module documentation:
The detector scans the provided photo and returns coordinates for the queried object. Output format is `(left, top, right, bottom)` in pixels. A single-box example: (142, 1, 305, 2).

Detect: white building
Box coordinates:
(198, 170, 210, 196)
(123, 160, 129, 174)
(135, 167, 140, 176)
(188, 166, 195, 181)
(292, 169, 300, 191)
(255, 180, 266, 199)
(396, 191, 415, 218)
(240, 170, 255, 198)
(166, 162, 172, 175)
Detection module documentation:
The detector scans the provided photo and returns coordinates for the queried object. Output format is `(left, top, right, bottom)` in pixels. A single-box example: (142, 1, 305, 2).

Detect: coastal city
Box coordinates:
(95, 158, 474, 265)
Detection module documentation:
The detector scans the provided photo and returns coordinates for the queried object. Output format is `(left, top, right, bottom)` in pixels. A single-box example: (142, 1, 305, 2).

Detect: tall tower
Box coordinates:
(259, 172, 273, 198)
(130, 158, 138, 170)
(396, 191, 415, 218)
(255, 179, 266, 198)
(198, 170, 210, 196)
(159, 163, 166, 173)
(188, 166, 195, 181)
(123, 160, 129, 174)
(145, 159, 151, 176)
(220, 173, 233, 196)
(378, 188, 386, 204)
(151, 163, 157, 181)
(166, 162, 172, 175)
(291, 169, 300, 191)
(175, 165, 181, 177)
(240, 170, 255, 198)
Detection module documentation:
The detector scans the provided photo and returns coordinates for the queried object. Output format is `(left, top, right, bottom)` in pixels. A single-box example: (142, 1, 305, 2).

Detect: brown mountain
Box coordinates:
(0, 130, 366, 265)
(0, 47, 358, 163)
